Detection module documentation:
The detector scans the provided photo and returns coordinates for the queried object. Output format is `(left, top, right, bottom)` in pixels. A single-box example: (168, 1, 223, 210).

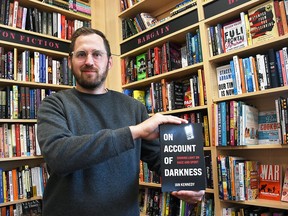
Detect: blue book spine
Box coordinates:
(221, 101, 227, 146)
(230, 60, 238, 95)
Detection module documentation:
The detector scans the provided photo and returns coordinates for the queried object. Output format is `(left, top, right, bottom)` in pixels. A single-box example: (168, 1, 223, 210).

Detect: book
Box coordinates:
(159, 123, 206, 192)
(139, 12, 157, 28)
(241, 104, 259, 145)
(258, 110, 280, 144)
(259, 164, 282, 201)
(216, 64, 234, 98)
(132, 90, 145, 105)
(223, 18, 247, 52)
(244, 160, 259, 200)
(136, 53, 147, 81)
(281, 167, 288, 202)
(248, 0, 279, 44)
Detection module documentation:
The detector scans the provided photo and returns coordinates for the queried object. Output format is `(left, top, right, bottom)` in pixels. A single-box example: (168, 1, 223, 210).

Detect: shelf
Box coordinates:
(0, 78, 73, 90)
(0, 156, 43, 162)
(222, 199, 288, 210)
(0, 196, 42, 208)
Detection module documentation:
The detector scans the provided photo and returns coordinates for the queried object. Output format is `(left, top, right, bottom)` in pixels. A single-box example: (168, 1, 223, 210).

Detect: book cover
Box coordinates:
(216, 64, 234, 98)
(259, 164, 282, 200)
(281, 167, 288, 202)
(139, 12, 157, 28)
(241, 104, 259, 145)
(248, 0, 279, 44)
(159, 123, 206, 192)
(223, 18, 247, 52)
(136, 53, 147, 81)
(244, 160, 259, 200)
(258, 110, 280, 144)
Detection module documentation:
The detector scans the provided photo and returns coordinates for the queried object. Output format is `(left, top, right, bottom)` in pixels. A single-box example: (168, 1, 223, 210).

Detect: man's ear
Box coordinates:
(68, 56, 72, 69)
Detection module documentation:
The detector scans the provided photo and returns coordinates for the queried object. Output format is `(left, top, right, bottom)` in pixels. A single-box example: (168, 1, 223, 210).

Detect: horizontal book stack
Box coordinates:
(0, 0, 91, 40)
(0, 86, 55, 119)
(0, 164, 48, 203)
(216, 46, 288, 97)
(170, 0, 197, 17)
(208, 0, 288, 57)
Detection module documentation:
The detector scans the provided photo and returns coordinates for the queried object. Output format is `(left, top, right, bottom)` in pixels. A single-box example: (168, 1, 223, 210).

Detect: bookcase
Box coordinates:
(0, 0, 91, 213)
(116, 0, 288, 215)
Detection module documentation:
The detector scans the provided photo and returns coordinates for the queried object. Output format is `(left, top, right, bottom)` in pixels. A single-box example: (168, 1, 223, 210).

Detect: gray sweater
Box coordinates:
(37, 88, 161, 216)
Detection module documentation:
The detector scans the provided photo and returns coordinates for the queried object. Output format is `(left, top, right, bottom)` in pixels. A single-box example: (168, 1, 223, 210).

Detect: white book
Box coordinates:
(256, 54, 267, 90)
(241, 104, 259, 145)
(232, 55, 242, 94)
(21, 7, 28, 30)
(34, 52, 40, 83)
(216, 64, 234, 98)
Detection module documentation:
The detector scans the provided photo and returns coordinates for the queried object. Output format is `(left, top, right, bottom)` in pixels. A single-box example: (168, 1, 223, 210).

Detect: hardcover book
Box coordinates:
(248, 0, 279, 44)
(159, 123, 206, 192)
(259, 164, 282, 201)
(281, 167, 288, 202)
(223, 18, 247, 52)
(136, 53, 147, 81)
(240, 104, 259, 145)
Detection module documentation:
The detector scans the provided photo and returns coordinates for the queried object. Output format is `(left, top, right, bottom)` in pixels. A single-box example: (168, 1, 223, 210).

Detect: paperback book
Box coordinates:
(248, 0, 279, 44)
(159, 123, 206, 192)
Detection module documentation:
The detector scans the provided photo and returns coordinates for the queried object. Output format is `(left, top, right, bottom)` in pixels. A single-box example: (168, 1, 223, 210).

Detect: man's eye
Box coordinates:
(76, 52, 86, 58)
(92, 52, 102, 58)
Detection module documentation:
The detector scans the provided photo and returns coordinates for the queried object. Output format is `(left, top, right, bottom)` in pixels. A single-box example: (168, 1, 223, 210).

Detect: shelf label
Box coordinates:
(204, 0, 250, 19)
(120, 10, 198, 54)
(0, 27, 70, 53)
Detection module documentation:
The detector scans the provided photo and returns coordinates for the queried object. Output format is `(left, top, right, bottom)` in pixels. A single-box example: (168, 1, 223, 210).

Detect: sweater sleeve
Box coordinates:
(37, 94, 135, 176)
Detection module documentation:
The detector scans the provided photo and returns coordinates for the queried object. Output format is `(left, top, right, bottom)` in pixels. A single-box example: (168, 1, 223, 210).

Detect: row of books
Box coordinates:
(139, 160, 161, 184)
(0, 86, 55, 119)
(43, 0, 91, 17)
(175, 112, 210, 148)
(208, 0, 288, 57)
(0, 200, 42, 216)
(121, 31, 202, 84)
(0, 47, 74, 86)
(139, 188, 214, 216)
(124, 73, 206, 114)
(120, 0, 141, 12)
(0, 0, 90, 40)
(218, 155, 288, 203)
(222, 206, 288, 216)
(0, 164, 49, 203)
(213, 101, 280, 147)
(275, 97, 288, 145)
(0, 123, 40, 159)
(216, 47, 288, 97)
(122, 12, 157, 39)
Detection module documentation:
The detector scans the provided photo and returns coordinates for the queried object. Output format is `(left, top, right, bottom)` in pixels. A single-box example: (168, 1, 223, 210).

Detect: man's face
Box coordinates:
(69, 34, 112, 90)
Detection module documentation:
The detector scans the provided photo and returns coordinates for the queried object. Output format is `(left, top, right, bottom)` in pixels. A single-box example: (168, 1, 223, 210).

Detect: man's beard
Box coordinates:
(72, 64, 109, 89)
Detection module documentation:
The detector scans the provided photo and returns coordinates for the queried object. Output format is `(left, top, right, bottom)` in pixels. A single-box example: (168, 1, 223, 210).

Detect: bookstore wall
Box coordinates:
(1, 0, 288, 215)
(0, 0, 91, 214)
(119, 0, 288, 215)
